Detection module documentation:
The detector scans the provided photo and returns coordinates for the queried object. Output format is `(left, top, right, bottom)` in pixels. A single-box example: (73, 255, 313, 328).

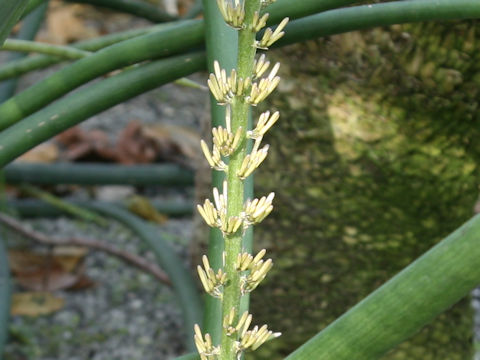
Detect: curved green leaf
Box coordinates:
(0, 0, 30, 45)
(279, 0, 480, 47)
(0, 52, 205, 167)
(286, 214, 480, 360)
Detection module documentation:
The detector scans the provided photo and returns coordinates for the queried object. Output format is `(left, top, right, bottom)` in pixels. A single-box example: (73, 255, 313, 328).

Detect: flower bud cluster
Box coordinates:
(223, 308, 281, 352)
(236, 249, 273, 294)
(195, 0, 285, 359)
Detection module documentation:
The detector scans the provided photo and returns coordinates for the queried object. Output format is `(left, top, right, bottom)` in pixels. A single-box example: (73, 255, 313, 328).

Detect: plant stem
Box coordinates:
(201, 0, 238, 344)
(219, 2, 262, 359)
(1, 39, 92, 59)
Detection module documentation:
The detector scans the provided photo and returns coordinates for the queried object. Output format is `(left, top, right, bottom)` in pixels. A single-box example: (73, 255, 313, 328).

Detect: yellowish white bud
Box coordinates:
(220, 215, 243, 236)
(208, 61, 252, 103)
(201, 139, 228, 172)
(197, 199, 218, 228)
(252, 11, 269, 32)
(212, 125, 243, 157)
(197, 183, 228, 229)
(194, 324, 220, 360)
(241, 254, 273, 294)
(228, 69, 251, 97)
(237, 145, 269, 179)
(208, 62, 230, 104)
(257, 17, 289, 49)
(213, 181, 228, 215)
(253, 54, 271, 79)
(217, 0, 245, 29)
(248, 111, 280, 139)
(234, 316, 281, 353)
(247, 64, 281, 105)
(197, 255, 227, 298)
(243, 192, 275, 226)
(236, 249, 267, 271)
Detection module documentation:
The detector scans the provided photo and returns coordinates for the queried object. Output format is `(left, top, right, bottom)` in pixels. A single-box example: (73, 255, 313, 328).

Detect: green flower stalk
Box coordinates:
(195, 0, 288, 359)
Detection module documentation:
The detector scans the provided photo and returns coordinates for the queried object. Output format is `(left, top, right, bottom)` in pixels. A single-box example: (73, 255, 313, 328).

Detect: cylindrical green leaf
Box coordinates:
(0, 0, 30, 45)
(0, 0, 48, 101)
(279, 0, 480, 47)
(0, 23, 169, 81)
(0, 20, 204, 130)
(286, 214, 480, 360)
(64, 0, 177, 23)
(0, 52, 205, 167)
(1, 39, 92, 59)
(10, 198, 193, 218)
(3, 163, 193, 186)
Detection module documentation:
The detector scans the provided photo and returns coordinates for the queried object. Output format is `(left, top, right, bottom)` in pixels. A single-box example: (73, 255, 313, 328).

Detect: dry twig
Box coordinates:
(0, 212, 171, 286)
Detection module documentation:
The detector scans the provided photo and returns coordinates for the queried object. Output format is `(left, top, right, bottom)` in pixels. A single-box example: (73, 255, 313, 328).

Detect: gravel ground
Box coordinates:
(5, 213, 192, 360)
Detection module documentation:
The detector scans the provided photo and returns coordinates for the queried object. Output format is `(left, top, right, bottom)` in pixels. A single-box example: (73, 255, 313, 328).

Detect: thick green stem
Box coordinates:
(219, 2, 262, 360)
(1, 39, 92, 59)
(201, 0, 238, 345)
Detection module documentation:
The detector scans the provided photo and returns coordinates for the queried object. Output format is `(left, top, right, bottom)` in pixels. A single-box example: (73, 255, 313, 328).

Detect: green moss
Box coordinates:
(251, 21, 479, 359)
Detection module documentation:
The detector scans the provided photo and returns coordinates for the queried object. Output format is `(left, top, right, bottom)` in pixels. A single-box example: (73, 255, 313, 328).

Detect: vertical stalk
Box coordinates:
(196, 1, 286, 359)
(220, 2, 262, 359)
(202, 0, 238, 345)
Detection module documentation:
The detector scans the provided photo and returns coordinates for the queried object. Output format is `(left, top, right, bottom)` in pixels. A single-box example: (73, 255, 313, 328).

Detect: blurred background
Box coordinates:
(1, 1, 480, 359)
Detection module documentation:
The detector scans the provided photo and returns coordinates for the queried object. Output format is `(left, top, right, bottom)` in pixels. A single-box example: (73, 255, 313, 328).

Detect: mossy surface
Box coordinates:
(251, 21, 479, 359)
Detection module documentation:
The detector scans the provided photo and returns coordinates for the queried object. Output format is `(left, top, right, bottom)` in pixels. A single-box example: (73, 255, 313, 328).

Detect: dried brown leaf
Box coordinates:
(11, 292, 65, 316)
